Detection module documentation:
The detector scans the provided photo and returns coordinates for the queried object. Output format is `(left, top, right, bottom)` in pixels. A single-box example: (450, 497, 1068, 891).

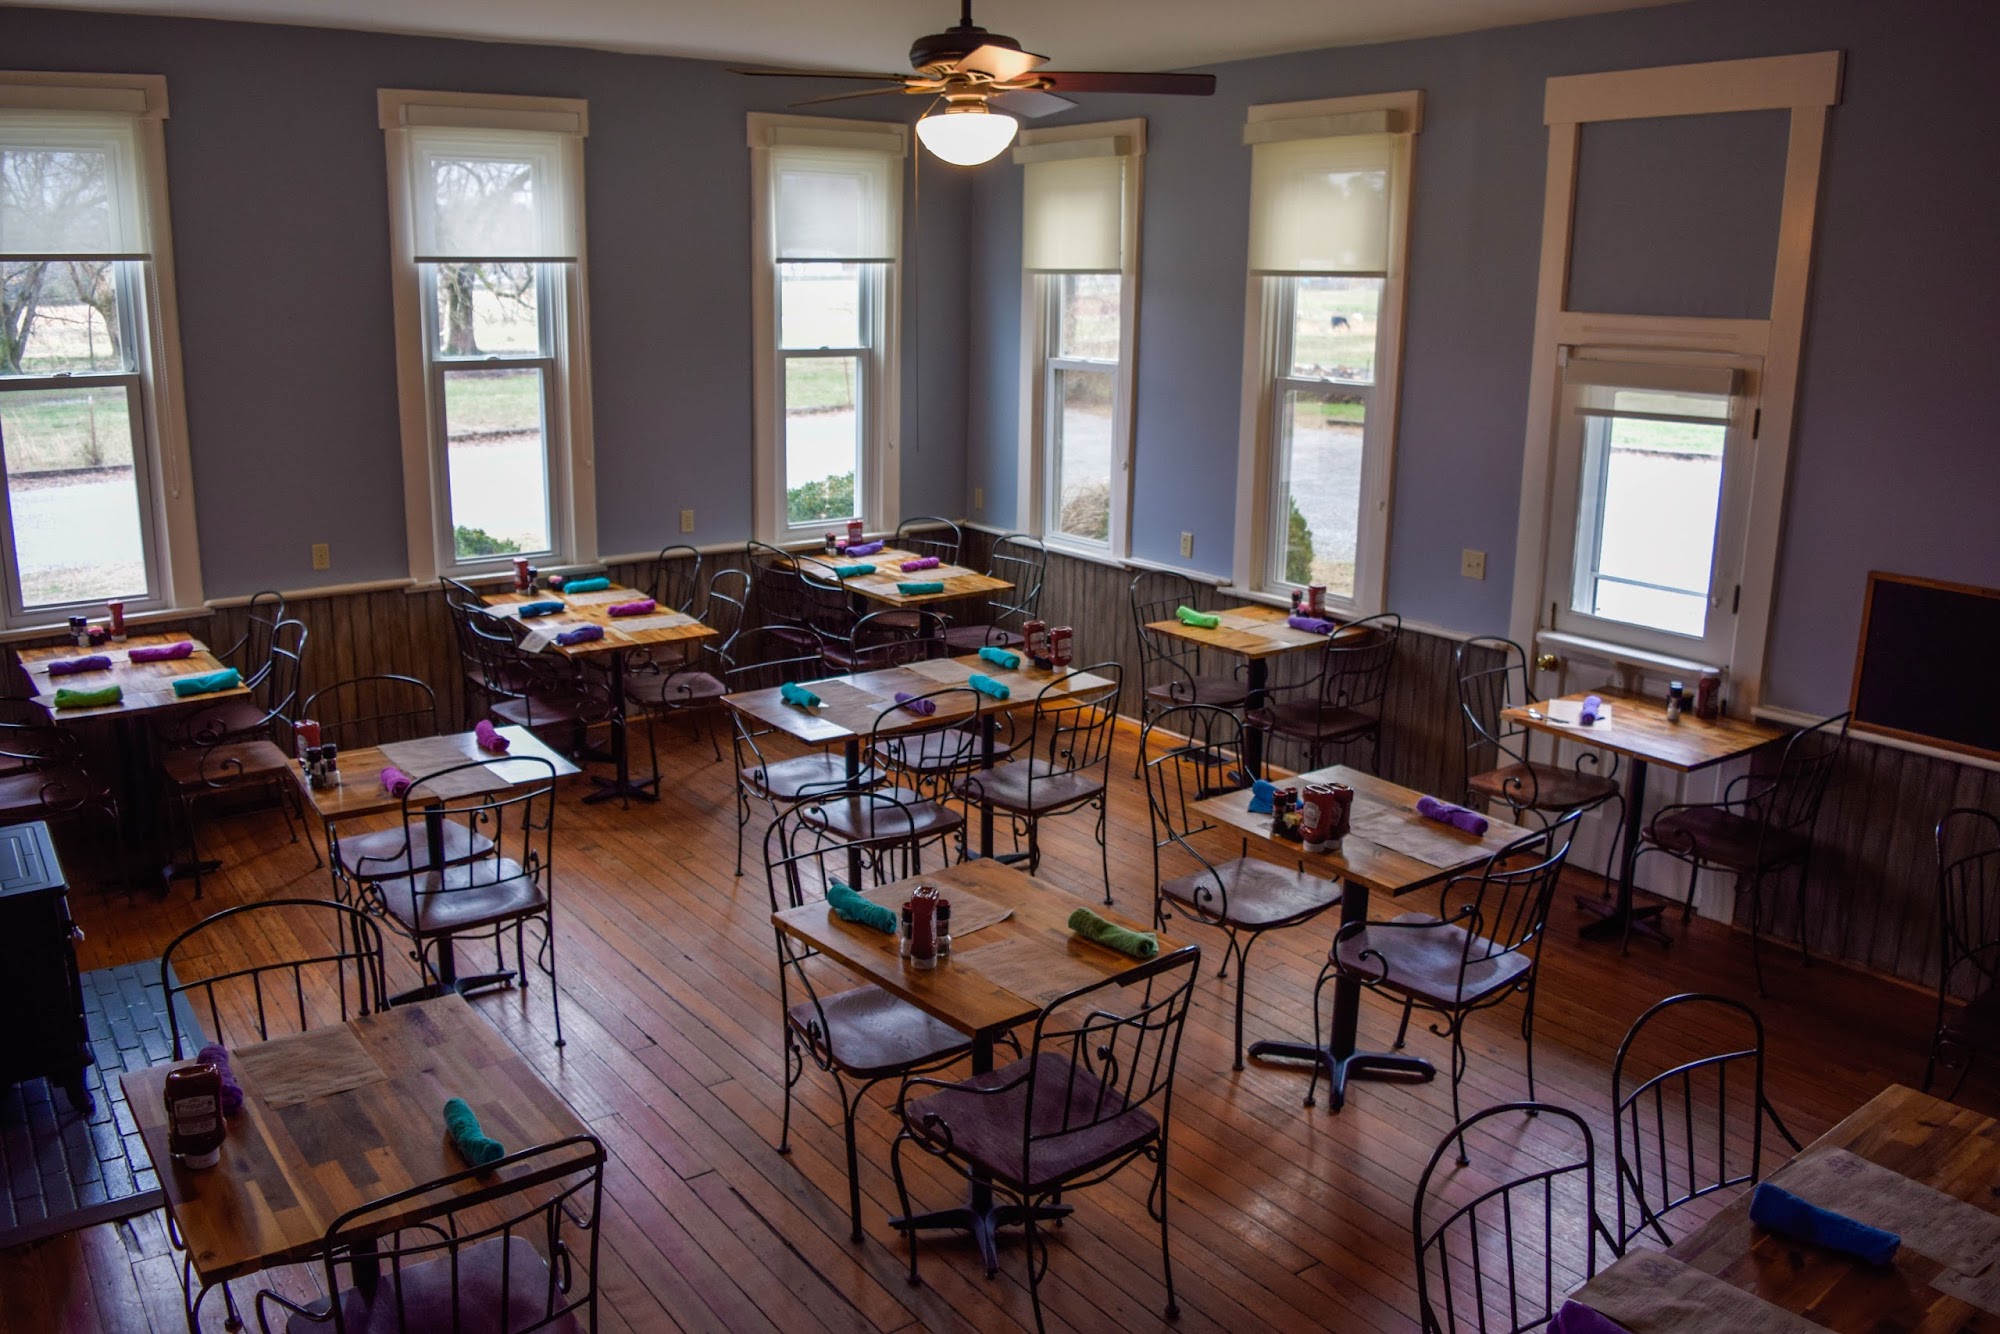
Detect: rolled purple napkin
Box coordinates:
(1416, 795, 1490, 836)
(845, 539, 884, 557)
(129, 641, 194, 662)
(894, 691, 937, 716)
(607, 598, 657, 617)
(1550, 1302, 1629, 1334)
(47, 655, 113, 676)
(474, 719, 511, 753)
(1579, 693, 1603, 726)
(1288, 615, 1338, 634)
(381, 766, 414, 798)
(900, 556, 940, 572)
(195, 1044, 244, 1117)
(554, 625, 604, 646)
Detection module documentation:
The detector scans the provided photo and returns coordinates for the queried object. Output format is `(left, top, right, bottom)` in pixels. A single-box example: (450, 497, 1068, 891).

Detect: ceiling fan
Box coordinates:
(731, 0, 1217, 165)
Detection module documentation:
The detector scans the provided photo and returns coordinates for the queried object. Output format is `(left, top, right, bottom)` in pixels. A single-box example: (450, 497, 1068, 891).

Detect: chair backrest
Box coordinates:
(1314, 612, 1401, 715)
(867, 685, 984, 793)
(986, 533, 1048, 626)
(1756, 712, 1849, 836)
(704, 568, 751, 650)
(724, 626, 833, 767)
(0, 721, 98, 812)
(294, 1134, 605, 1334)
(839, 608, 945, 672)
(302, 675, 441, 749)
(649, 544, 704, 613)
(224, 589, 286, 681)
(1936, 808, 2000, 1003)
(457, 608, 529, 701)
(1413, 1102, 1615, 1333)
(0, 694, 46, 726)
(1455, 636, 1535, 793)
(896, 516, 962, 566)
(1129, 570, 1207, 695)
(1140, 705, 1250, 925)
(390, 759, 557, 932)
(747, 541, 856, 640)
(186, 618, 307, 745)
(1020, 663, 1123, 792)
(1611, 992, 1795, 1249)
(161, 899, 388, 1058)
(1422, 814, 1581, 997)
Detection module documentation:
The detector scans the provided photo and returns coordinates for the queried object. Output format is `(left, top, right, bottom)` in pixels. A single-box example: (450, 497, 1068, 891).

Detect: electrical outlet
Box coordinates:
(311, 542, 330, 571)
(1180, 532, 1194, 559)
(973, 486, 984, 511)
(679, 509, 695, 534)
(1461, 548, 1487, 581)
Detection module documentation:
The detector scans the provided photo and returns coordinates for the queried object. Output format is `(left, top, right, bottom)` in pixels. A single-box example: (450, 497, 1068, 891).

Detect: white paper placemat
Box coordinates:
(563, 588, 632, 607)
(605, 612, 697, 633)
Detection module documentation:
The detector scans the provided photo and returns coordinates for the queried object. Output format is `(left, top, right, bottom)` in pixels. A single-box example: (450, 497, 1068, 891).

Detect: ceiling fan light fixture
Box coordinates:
(915, 102, 1018, 166)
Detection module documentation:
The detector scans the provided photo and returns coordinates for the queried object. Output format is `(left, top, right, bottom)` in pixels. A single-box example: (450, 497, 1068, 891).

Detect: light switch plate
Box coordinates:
(311, 543, 330, 571)
(1180, 532, 1194, 559)
(679, 509, 695, 534)
(1461, 548, 1487, 581)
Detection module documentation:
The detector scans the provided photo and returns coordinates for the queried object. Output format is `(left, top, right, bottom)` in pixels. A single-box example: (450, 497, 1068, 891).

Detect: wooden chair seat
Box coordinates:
(162, 740, 295, 790)
(288, 1234, 580, 1334)
(1334, 912, 1532, 1007)
(180, 697, 270, 743)
(788, 984, 970, 1079)
(942, 624, 1024, 654)
(1144, 676, 1248, 710)
(624, 670, 726, 708)
(1646, 805, 1811, 873)
(376, 859, 547, 936)
(741, 753, 877, 801)
(337, 820, 495, 880)
(0, 766, 110, 819)
(1468, 761, 1619, 813)
(954, 759, 1103, 815)
(1160, 856, 1340, 930)
(1247, 699, 1376, 745)
(801, 788, 964, 845)
(902, 1052, 1160, 1193)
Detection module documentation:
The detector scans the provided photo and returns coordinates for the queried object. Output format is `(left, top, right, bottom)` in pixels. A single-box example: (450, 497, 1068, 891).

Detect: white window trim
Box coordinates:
(379, 88, 597, 584)
(1228, 91, 1421, 620)
(0, 71, 203, 625)
(746, 112, 905, 545)
(1013, 118, 1144, 560)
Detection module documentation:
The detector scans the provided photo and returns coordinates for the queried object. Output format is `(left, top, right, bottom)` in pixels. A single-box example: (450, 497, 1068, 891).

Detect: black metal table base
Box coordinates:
(890, 1197, 1074, 1276)
(160, 858, 222, 888)
(390, 969, 516, 1007)
(1575, 893, 1673, 945)
(1248, 1039, 1435, 1110)
(583, 771, 659, 805)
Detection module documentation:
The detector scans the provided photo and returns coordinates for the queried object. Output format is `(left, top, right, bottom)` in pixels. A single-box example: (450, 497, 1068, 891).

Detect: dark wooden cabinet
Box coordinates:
(0, 822, 90, 1112)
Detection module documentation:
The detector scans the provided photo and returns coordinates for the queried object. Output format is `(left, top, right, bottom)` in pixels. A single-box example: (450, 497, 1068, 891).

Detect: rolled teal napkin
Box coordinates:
(898, 581, 945, 595)
(1749, 1182, 1899, 1266)
(1248, 779, 1276, 814)
(515, 600, 565, 618)
(172, 668, 241, 698)
(1176, 606, 1220, 629)
(443, 1097, 505, 1168)
(560, 576, 611, 594)
(826, 879, 897, 934)
(833, 563, 876, 578)
(553, 625, 604, 647)
(968, 674, 1010, 701)
(55, 684, 123, 709)
(978, 646, 1021, 670)
(780, 681, 821, 709)
(1068, 907, 1159, 959)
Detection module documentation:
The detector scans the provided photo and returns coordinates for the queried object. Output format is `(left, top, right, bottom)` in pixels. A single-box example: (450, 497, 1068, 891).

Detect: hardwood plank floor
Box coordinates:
(4, 718, 1977, 1333)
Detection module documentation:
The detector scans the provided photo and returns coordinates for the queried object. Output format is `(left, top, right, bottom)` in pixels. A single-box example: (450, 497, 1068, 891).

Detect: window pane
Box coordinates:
(1050, 367, 1113, 542)
(1273, 386, 1364, 598)
(431, 262, 540, 357)
(780, 263, 862, 350)
(1574, 414, 1725, 637)
(785, 355, 859, 526)
(1, 260, 131, 376)
(0, 385, 147, 605)
(1056, 273, 1120, 361)
(441, 367, 551, 559)
(1288, 275, 1380, 382)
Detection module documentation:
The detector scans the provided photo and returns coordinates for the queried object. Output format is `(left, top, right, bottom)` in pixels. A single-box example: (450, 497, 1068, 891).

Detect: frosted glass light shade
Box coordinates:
(915, 107, 1018, 166)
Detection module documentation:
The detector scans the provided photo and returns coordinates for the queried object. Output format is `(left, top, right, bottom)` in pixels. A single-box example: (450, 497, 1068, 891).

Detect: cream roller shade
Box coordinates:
(409, 125, 576, 263)
(772, 143, 899, 263)
(0, 110, 151, 260)
(1022, 153, 1125, 273)
(1247, 132, 1395, 275)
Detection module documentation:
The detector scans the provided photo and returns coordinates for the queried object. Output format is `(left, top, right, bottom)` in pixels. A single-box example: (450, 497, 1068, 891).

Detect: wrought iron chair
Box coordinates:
(749, 541, 859, 656)
(442, 582, 526, 727)
(215, 588, 285, 683)
(253, 1134, 606, 1334)
(1412, 1102, 1618, 1332)
(467, 609, 613, 756)
(625, 567, 748, 766)
(942, 532, 1048, 654)
(1926, 808, 2000, 1097)
(895, 515, 963, 566)
(647, 542, 705, 613)
(1129, 570, 1248, 772)
(1142, 704, 1340, 1069)
(808, 684, 981, 869)
(1634, 712, 1850, 993)
(1611, 992, 1800, 1249)
(168, 617, 308, 748)
(1248, 611, 1401, 773)
(953, 663, 1123, 905)
(891, 942, 1201, 1333)
(819, 606, 944, 676)
(1323, 813, 1581, 1160)
(729, 626, 872, 875)
(764, 794, 973, 1242)
(0, 721, 122, 869)
(162, 898, 389, 1058)
(0, 694, 48, 776)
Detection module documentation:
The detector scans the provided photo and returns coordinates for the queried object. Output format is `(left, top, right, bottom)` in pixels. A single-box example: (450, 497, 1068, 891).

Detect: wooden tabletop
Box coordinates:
(1193, 764, 1536, 899)
(305, 724, 582, 821)
(1144, 604, 1341, 661)
(18, 633, 252, 720)
(792, 547, 1013, 609)
(1575, 1083, 2000, 1332)
(1503, 690, 1787, 774)
(724, 653, 1118, 747)
(772, 859, 1183, 1042)
(480, 584, 716, 659)
(122, 995, 589, 1285)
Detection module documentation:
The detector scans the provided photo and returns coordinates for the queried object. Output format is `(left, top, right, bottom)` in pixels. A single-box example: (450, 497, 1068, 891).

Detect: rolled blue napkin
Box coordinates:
(1248, 779, 1276, 814)
(894, 691, 937, 716)
(1580, 693, 1603, 725)
(967, 674, 1010, 701)
(172, 668, 241, 698)
(553, 625, 604, 647)
(1416, 795, 1488, 835)
(1550, 1302, 1629, 1334)
(515, 600, 565, 618)
(844, 539, 885, 557)
(443, 1097, 505, 1168)
(1288, 614, 1338, 634)
(825, 879, 897, 934)
(977, 646, 1021, 670)
(898, 581, 945, 595)
(780, 681, 821, 709)
(560, 576, 610, 594)
(47, 654, 113, 676)
(1749, 1181, 1899, 1266)
(833, 563, 876, 578)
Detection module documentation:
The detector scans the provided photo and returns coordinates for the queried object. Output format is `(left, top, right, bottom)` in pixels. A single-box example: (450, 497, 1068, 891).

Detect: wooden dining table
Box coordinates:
(1193, 764, 1534, 1109)
(771, 859, 1183, 1274)
(1143, 604, 1342, 777)
(1572, 1083, 2000, 1332)
(790, 545, 1013, 609)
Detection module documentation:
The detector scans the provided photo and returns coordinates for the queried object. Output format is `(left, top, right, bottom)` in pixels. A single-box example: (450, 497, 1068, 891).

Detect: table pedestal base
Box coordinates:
(390, 969, 516, 1008)
(1574, 893, 1673, 946)
(890, 1195, 1074, 1277)
(583, 772, 659, 805)
(1248, 1038, 1435, 1110)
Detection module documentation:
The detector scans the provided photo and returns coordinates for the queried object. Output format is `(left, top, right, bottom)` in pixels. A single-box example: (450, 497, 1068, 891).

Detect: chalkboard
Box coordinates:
(1848, 572, 2000, 762)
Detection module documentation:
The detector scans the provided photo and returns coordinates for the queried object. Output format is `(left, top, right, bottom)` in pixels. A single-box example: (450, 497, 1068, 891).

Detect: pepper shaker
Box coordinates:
(1665, 680, 1685, 725)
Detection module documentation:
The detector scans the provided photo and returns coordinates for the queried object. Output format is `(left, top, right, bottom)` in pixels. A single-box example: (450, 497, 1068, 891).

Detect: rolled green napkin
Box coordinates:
(967, 674, 1010, 700)
(897, 580, 945, 595)
(833, 563, 876, 578)
(1068, 907, 1159, 959)
(442, 1097, 505, 1168)
(560, 576, 610, 594)
(977, 646, 1021, 670)
(825, 879, 897, 934)
(172, 668, 242, 698)
(54, 684, 122, 710)
(1175, 606, 1220, 629)
(780, 681, 821, 709)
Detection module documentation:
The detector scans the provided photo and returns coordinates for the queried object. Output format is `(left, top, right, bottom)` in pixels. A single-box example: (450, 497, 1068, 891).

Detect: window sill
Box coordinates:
(1535, 629, 1721, 679)
(0, 604, 214, 647)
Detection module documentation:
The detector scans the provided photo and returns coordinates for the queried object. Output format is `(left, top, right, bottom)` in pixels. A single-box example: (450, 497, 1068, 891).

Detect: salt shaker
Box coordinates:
(937, 899, 952, 958)
(899, 904, 913, 958)
(1665, 680, 1685, 725)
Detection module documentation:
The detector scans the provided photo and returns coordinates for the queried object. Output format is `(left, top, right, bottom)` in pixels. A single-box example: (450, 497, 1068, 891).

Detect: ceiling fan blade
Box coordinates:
(729, 66, 915, 82)
(989, 88, 1077, 119)
(1033, 70, 1218, 96)
(790, 86, 914, 108)
(956, 43, 1048, 83)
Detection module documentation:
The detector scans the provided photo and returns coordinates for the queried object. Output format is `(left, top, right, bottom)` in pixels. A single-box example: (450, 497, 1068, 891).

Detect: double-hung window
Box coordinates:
(0, 74, 199, 627)
(1016, 122, 1142, 554)
(380, 91, 594, 580)
(748, 115, 903, 543)
(1231, 94, 1419, 615)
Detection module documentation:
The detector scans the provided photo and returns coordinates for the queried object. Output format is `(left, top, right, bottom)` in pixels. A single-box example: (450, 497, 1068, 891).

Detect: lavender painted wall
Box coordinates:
(5, 7, 969, 595)
(964, 0, 2000, 713)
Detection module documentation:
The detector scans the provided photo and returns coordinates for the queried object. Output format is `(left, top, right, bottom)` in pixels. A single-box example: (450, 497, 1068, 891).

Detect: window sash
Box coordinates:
(1044, 356, 1117, 545)
(773, 260, 881, 535)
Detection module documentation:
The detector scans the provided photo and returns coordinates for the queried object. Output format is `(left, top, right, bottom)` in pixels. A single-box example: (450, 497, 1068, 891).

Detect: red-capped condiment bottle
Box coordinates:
(909, 886, 938, 970)
(847, 518, 866, 545)
(164, 1062, 226, 1169)
(1023, 619, 1049, 663)
(1050, 626, 1074, 669)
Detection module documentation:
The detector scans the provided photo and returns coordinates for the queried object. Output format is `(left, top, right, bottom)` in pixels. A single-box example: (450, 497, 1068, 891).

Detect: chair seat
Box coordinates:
(1246, 699, 1376, 744)
(802, 787, 964, 844)
(337, 820, 496, 880)
(1645, 805, 1810, 873)
(0, 766, 110, 820)
(1334, 912, 1532, 1007)
(376, 858, 547, 936)
(180, 698, 269, 744)
(491, 693, 600, 729)
(162, 740, 295, 789)
(943, 624, 1024, 654)
(741, 752, 877, 801)
(625, 670, 726, 708)
(790, 984, 970, 1078)
(288, 1234, 579, 1334)
(1468, 762, 1618, 813)
(1145, 677, 1248, 710)
(1161, 856, 1340, 929)
(954, 759, 1103, 815)
(903, 1052, 1159, 1193)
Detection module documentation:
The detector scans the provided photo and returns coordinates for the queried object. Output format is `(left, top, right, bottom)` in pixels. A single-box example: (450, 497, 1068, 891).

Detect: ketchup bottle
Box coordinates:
(909, 893, 938, 970)
(164, 1062, 226, 1169)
